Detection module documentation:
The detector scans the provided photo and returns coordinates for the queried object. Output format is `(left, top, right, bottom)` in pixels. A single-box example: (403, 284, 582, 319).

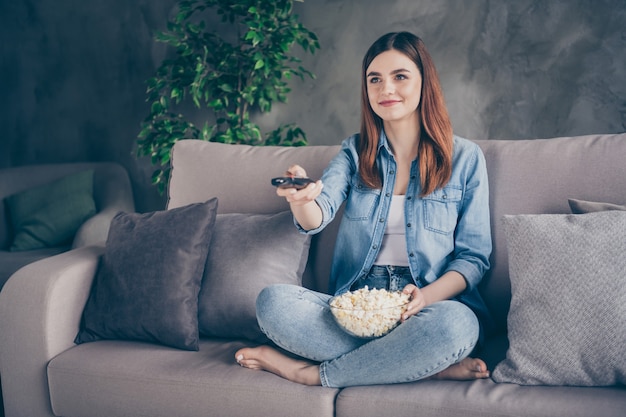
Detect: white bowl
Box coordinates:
(329, 288, 409, 338)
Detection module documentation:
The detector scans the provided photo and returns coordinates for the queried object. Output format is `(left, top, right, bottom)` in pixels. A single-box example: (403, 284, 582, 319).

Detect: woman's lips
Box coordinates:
(379, 100, 400, 107)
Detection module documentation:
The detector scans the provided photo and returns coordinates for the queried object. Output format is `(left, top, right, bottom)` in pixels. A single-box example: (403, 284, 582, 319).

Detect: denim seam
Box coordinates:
(319, 362, 330, 387)
(404, 341, 478, 382)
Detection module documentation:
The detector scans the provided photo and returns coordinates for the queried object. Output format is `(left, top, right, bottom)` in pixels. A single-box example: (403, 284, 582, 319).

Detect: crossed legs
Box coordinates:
(236, 284, 489, 388)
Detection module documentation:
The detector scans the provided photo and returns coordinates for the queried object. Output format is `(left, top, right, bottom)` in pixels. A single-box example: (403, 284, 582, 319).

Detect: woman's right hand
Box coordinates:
(277, 165, 324, 230)
(276, 165, 324, 206)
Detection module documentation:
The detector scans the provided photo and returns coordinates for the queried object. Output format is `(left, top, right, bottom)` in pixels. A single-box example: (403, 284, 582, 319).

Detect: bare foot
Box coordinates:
(432, 357, 490, 380)
(235, 345, 322, 386)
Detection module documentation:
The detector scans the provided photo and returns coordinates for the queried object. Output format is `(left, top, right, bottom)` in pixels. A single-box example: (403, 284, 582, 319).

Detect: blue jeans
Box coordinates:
(256, 266, 480, 388)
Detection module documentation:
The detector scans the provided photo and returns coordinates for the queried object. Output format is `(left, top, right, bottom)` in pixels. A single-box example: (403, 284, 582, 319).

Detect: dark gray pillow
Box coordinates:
(493, 211, 626, 386)
(568, 198, 626, 214)
(75, 198, 218, 351)
(198, 211, 310, 342)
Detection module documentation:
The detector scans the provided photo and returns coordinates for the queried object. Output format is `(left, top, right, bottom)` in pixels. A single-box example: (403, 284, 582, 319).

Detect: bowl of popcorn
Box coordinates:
(329, 287, 411, 338)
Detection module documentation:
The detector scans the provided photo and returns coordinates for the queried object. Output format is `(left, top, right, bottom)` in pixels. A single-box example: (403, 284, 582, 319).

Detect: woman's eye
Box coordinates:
(369, 77, 380, 84)
(395, 74, 407, 80)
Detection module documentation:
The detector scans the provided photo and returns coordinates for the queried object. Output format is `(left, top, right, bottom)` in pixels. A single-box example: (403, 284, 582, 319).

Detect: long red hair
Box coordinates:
(358, 32, 453, 196)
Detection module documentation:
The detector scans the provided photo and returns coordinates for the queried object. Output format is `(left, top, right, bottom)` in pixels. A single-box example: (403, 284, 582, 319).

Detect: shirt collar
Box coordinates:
(377, 129, 393, 155)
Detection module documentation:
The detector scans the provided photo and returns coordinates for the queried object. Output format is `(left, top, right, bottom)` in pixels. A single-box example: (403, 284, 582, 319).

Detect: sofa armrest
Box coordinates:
(72, 163, 135, 248)
(71, 207, 124, 248)
(0, 245, 104, 417)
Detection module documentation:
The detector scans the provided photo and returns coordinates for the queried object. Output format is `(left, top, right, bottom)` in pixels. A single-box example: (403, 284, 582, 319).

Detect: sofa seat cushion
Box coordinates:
(335, 379, 626, 417)
(47, 339, 338, 417)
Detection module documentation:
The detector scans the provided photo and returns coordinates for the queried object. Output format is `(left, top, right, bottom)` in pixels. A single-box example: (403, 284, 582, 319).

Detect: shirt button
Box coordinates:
(407, 223, 412, 228)
(389, 170, 395, 174)
(379, 218, 385, 223)
(385, 193, 391, 197)
(373, 245, 378, 249)
(407, 196, 412, 200)
(442, 194, 447, 199)
(409, 253, 415, 257)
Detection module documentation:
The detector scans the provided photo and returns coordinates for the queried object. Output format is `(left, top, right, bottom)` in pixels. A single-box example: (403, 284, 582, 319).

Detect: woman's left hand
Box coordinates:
(400, 284, 426, 322)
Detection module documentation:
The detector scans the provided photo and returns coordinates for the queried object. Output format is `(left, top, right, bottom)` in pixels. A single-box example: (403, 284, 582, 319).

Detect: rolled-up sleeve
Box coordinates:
(444, 144, 492, 291)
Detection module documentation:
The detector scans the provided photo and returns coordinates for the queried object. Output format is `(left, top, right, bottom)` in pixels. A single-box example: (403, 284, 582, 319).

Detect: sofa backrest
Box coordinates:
(169, 133, 626, 332)
(474, 134, 626, 329)
(168, 140, 341, 293)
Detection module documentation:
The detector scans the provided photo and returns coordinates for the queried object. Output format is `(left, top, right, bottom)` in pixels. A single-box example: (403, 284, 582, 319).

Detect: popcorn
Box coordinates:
(329, 287, 411, 338)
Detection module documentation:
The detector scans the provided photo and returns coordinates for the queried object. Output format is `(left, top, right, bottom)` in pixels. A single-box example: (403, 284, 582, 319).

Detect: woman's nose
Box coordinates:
(383, 80, 395, 94)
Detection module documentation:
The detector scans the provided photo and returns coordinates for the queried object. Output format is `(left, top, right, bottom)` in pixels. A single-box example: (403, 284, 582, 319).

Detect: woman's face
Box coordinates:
(366, 49, 422, 124)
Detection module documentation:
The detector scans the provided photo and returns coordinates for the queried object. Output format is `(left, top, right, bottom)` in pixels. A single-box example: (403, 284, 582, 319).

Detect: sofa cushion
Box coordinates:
(6, 169, 96, 251)
(75, 198, 218, 351)
(568, 198, 626, 214)
(48, 340, 338, 417)
(198, 211, 310, 341)
(335, 379, 626, 417)
(492, 211, 626, 386)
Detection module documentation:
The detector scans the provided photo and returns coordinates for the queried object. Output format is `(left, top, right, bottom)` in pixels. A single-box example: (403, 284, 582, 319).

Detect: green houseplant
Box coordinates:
(138, 0, 319, 192)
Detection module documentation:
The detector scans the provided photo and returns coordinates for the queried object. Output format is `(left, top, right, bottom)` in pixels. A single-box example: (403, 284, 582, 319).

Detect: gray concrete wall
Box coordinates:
(1, 0, 624, 211)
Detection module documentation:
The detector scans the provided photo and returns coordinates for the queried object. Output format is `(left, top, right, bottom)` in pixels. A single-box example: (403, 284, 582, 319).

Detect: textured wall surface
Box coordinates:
(1, 0, 624, 211)
(283, 0, 626, 143)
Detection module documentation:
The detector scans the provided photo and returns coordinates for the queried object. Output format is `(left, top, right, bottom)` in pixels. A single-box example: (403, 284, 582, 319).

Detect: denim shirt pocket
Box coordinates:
(344, 179, 380, 220)
(422, 186, 462, 234)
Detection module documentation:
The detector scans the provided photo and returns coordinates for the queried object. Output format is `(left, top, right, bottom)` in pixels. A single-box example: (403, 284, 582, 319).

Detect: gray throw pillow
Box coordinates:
(75, 198, 218, 351)
(568, 198, 626, 214)
(198, 211, 310, 342)
(492, 211, 626, 386)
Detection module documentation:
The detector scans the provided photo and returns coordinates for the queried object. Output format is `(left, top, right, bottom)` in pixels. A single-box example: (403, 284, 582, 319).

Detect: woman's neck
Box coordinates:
(384, 115, 421, 161)
(384, 114, 421, 195)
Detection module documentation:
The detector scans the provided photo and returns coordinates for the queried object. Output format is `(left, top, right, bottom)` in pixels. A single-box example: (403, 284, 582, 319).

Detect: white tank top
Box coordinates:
(374, 195, 410, 266)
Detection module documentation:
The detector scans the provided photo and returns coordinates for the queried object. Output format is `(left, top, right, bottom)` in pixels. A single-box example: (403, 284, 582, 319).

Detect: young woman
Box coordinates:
(235, 31, 492, 387)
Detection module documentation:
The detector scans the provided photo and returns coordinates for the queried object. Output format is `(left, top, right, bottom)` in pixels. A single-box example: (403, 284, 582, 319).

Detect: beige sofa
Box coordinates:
(1, 134, 625, 417)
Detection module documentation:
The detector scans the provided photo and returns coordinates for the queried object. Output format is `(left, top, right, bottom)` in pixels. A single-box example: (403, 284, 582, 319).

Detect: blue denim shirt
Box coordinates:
(299, 132, 493, 330)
